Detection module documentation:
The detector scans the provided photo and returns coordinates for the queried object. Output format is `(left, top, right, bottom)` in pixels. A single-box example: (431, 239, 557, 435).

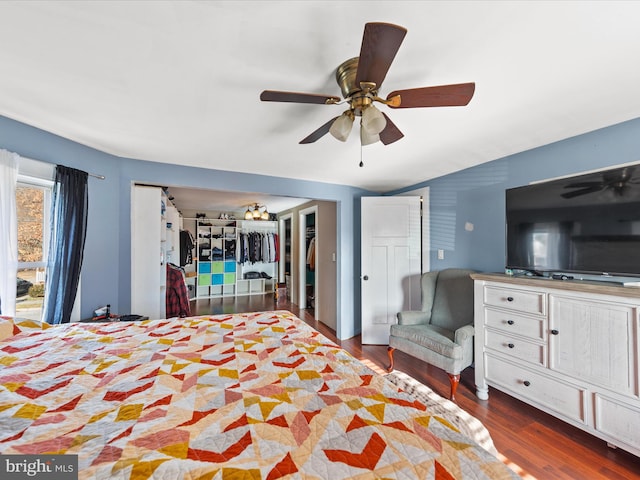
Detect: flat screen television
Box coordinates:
(506, 164, 640, 279)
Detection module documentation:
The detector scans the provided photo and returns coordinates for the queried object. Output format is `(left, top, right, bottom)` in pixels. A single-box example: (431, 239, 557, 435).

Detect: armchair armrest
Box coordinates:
(454, 324, 474, 345)
(397, 311, 430, 325)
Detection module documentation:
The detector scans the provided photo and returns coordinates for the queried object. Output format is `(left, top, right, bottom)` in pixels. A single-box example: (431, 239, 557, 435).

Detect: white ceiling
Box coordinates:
(166, 186, 309, 216)
(2, 1, 640, 197)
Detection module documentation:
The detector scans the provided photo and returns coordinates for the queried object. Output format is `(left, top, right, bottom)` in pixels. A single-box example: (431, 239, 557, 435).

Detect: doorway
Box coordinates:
(299, 206, 318, 319)
(278, 213, 293, 300)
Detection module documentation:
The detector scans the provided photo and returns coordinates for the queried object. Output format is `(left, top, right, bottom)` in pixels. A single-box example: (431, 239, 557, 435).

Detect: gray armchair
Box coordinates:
(387, 268, 476, 401)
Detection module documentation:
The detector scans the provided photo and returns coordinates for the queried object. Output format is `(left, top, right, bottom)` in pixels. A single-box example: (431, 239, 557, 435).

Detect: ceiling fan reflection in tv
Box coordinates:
(561, 166, 640, 199)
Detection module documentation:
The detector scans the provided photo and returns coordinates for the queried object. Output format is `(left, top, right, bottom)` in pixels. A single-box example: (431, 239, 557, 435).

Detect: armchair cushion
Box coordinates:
(390, 323, 461, 359)
(396, 310, 429, 325)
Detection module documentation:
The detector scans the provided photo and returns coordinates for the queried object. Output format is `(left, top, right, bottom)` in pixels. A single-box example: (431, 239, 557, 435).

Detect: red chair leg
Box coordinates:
(387, 347, 395, 373)
(447, 373, 460, 402)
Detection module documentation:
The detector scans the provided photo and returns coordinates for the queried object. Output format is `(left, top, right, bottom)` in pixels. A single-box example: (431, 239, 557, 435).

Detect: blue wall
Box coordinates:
(0, 115, 369, 339)
(394, 117, 640, 273)
(4, 113, 640, 337)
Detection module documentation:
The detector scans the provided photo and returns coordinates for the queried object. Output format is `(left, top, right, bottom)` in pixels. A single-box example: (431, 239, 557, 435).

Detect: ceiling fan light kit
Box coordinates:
(361, 104, 387, 135)
(261, 22, 475, 150)
(329, 111, 355, 142)
(360, 124, 380, 146)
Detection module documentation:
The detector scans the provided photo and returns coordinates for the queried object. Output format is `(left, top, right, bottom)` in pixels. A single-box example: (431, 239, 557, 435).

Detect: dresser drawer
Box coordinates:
(485, 354, 586, 424)
(484, 307, 545, 341)
(485, 330, 546, 366)
(484, 286, 546, 315)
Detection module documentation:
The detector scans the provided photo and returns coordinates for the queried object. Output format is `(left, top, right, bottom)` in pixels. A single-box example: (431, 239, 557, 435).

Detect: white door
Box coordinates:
(361, 196, 421, 344)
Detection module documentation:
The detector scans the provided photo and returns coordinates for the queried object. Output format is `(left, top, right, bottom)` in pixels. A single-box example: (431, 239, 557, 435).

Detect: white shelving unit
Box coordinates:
(196, 220, 238, 298)
(195, 219, 277, 298)
(131, 186, 167, 320)
(131, 185, 184, 320)
(164, 203, 181, 267)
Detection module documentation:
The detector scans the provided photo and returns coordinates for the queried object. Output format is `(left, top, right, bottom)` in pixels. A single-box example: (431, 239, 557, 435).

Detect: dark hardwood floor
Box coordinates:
(191, 294, 640, 479)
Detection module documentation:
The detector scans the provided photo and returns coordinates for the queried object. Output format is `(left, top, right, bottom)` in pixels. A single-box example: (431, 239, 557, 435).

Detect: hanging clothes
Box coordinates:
(179, 230, 195, 266)
(166, 263, 191, 318)
(236, 231, 279, 265)
(306, 236, 316, 271)
(273, 233, 279, 262)
(237, 232, 249, 264)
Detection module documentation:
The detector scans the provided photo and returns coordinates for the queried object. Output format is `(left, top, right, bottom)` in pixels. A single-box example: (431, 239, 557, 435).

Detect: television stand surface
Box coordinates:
(565, 273, 640, 287)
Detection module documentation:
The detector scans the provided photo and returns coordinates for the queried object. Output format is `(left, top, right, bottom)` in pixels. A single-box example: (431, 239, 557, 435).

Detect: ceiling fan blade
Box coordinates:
(379, 113, 404, 145)
(561, 185, 605, 199)
(387, 83, 476, 108)
(299, 116, 340, 144)
(260, 90, 341, 105)
(356, 23, 407, 89)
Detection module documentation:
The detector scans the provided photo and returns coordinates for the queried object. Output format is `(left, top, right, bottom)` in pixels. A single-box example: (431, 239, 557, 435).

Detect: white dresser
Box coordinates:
(473, 273, 640, 457)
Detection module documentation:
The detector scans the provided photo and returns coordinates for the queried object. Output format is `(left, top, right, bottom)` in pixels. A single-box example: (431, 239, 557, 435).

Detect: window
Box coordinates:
(15, 175, 52, 321)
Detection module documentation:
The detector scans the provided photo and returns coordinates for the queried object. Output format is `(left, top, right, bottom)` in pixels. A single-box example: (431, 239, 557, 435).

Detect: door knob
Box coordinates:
(362, 275, 369, 281)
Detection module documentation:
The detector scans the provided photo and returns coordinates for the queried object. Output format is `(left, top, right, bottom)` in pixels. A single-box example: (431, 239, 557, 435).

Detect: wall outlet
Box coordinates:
(437, 249, 445, 260)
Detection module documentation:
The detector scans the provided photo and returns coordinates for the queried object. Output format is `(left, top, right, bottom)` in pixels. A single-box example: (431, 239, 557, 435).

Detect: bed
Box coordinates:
(0, 311, 519, 479)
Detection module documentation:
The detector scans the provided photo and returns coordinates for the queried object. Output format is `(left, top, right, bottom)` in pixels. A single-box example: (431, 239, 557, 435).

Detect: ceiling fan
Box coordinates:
(260, 22, 475, 147)
(561, 167, 640, 198)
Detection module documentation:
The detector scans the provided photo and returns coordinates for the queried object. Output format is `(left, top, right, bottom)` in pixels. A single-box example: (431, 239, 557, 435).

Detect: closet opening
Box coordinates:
(298, 205, 318, 320)
(278, 214, 293, 300)
(139, 185, 336, 329)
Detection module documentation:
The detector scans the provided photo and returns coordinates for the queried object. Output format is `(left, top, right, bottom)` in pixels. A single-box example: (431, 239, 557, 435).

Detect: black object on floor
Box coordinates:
(119, 314, 149, 322)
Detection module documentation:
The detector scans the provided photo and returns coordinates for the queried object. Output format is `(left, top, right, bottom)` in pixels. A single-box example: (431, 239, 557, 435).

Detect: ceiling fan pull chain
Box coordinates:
(359, 143, 364, 168)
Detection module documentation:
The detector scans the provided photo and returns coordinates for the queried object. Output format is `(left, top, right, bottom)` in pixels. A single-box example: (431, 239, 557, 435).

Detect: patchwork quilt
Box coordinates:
(0, 311, 519, 479)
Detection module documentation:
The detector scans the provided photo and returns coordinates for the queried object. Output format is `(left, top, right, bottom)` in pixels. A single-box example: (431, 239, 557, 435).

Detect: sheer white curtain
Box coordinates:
(0, 149, 19, 316)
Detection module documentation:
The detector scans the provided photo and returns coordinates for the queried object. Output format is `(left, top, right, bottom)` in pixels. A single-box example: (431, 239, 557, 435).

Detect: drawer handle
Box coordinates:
(507, 343, 515, 349)
(550, 329, 559, 335)
(523, 380, 531, 387)
(506, 296, 514, 302)
(507, 320, 515, 325)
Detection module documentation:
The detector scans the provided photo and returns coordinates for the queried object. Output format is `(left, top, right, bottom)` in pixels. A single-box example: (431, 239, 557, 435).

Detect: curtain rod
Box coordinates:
(13, 151, 106, 180)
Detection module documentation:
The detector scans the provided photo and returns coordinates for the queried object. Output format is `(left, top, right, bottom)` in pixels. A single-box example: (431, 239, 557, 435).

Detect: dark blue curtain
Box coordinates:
(43, 165, 88, 324)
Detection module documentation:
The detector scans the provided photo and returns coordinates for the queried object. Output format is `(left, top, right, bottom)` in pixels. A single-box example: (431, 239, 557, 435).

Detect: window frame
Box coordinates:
(16, 174, 53, 272)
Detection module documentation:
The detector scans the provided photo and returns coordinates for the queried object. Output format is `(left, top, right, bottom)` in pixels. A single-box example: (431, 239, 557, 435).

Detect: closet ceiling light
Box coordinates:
(246, 203, 270, 221)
